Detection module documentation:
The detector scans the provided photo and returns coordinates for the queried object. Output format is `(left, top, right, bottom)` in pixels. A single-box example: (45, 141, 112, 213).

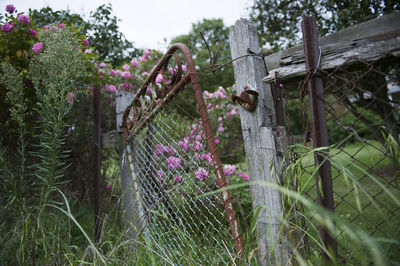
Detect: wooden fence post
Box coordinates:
(116, 90, 143, 240)
(229, 18, 289, 265)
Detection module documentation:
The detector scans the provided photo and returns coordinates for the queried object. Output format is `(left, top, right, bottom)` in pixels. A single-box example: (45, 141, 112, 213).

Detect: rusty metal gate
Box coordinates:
(120, 44, 243, 264)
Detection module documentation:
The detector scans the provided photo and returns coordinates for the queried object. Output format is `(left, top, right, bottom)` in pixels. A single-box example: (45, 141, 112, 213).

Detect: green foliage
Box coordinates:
(29, 3, 138, 66)
(0, 25, 87, 264)
(171, 18, 234, 91)
(250, 0, 400, 51)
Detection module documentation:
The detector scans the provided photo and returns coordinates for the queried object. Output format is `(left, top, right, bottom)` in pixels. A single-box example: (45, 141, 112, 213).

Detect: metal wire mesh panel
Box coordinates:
(120, 44, 243, 264)
(279, 56, 400, 263)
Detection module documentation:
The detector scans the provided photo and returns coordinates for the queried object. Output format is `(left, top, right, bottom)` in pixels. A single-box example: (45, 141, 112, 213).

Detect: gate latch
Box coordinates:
(232, 85, 259, 112)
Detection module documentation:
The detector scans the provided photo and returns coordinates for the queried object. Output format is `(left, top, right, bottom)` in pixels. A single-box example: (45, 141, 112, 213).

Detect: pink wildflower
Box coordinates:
(143, 48, 152, 58)
(105, 84, 116, 93)
(32, 42, 43, 54)
(1, 23, 12, 33)
(109, 69, 116, 76)
(84, 49, 92, 54)
(28, 28, 37, 36)
(166, 156, 182, 170)
(82, 39, 89, 46)
(193, 140, 203, 151)
(157, 170, 165, 178)
(106, 185, 112, 191)
(223, 164, 236, 176)
(66, 92, 75, 103)
(201, 153, 213, 165)
(6, 5, 15, 13)
(238, 172, 250, 181)
(195, 168, 208, 181)
(123, 64, 130, 71)
(131, 59, 138, 67)
(17, 14, 30, 25)
(58, 23, 65, 28)
(218, 127, 224, 133)
(99, 62, 106, 68)
(215, 139, 220, 144)
(175, 175, 182, 183)
(155, 74, 163, 83)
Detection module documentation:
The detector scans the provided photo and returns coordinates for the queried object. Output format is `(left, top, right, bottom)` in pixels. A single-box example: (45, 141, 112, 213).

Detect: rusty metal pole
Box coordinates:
(93, 86, 102, 242)
(301, 16, 337, 264)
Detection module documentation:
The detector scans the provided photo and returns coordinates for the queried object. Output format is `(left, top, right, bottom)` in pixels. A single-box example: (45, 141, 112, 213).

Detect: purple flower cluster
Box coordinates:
(6, 5, 15, 13)
(166, 156, 182, 170)
(223, 164, 236, 176)
(1, 23, 12, 33)
(154, 144, 175, 156)
(32, 42, 43, 54)
(17, 14, 30, 25)
(195, 168, 209, 181)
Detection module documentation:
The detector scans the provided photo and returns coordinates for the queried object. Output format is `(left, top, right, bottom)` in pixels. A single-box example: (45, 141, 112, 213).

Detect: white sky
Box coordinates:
(1, 0, 252, 49)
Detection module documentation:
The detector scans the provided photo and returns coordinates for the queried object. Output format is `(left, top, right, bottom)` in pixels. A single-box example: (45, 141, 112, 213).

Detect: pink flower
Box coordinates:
(166, 156, 182, 170)
(122, 71, 133, 79)
(82, 39, 90, 46)
(223, 164, 236, 176)
(143, 49, 152, 58)
(66, 92, 75, 103)
(157, 170, 165, 178)
(138, 56, 146, 63)
(215, 139, 220, 144)
(155, 73, 163, 83)
(58, 23, 65, 28)
(17, 14, 30, 25)
(84, 49, 92, 54)
(32, 42, 43, 54)
(106, 185, 112, 191)
(109, 69, 116, 76)
(195, 168, 208, 181)
(131, 59, 138, 67)
(238, 172, 250, 181)
(175, 175, 182, 183)
(1, 23, 12, 33)
(6, 5, 15, 13)
(105, 84, 116, 93)
(99, 62, 106, 68)
(201, 153, 213, 165)
(28, 29, 37, 36)
(218, 127, 224, 133)
(193, 140, 203, 151)
(123, 64, 130, 71)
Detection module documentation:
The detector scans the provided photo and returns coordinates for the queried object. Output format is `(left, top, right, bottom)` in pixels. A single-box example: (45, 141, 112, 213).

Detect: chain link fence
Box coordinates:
(119, 44, 243, 264)
(278, 55, 400, 263)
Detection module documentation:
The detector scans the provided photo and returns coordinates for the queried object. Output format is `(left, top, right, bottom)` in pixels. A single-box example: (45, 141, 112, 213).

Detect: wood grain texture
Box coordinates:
(230, 18, 289, 265)
(263, 12, 400, 82)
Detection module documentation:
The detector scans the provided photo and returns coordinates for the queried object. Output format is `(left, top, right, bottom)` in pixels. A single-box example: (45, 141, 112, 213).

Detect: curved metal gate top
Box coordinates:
(120, 43, 243, 264)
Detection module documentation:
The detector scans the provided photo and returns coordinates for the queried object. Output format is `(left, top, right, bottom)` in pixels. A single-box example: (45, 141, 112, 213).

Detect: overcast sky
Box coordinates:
(1, 0, 252, 49)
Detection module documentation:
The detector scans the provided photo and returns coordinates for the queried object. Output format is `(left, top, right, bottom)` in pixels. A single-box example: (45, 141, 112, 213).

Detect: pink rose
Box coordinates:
(82, 39, 90, 46)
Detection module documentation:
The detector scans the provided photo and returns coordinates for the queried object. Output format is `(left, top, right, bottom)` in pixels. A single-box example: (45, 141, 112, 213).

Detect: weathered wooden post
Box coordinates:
(116, 90, 142, 239)
(229, 18, 289, 265)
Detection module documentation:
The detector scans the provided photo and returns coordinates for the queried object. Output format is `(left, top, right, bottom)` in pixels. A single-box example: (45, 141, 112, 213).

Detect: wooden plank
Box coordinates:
(263, 12, 400, 83)
(230, 18, 289, 265)
(116, 90, 135, 132)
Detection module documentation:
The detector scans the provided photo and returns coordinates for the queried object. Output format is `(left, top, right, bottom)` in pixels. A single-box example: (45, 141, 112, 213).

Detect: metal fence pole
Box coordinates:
(93, 86, 102, 242)
(301, 15, 337, 264)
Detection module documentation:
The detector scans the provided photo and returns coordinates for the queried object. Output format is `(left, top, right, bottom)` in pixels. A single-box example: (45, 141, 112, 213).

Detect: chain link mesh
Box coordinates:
(278, 56, 400, 263)
(123, 85, 238, 264)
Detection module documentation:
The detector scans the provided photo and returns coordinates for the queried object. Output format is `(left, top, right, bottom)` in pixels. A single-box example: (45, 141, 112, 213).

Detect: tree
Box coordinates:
(30, 4, 138, 66)
(249, 0, 400, 156)
(171, 18, 234, 91)
(249, 0, 400, 51)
